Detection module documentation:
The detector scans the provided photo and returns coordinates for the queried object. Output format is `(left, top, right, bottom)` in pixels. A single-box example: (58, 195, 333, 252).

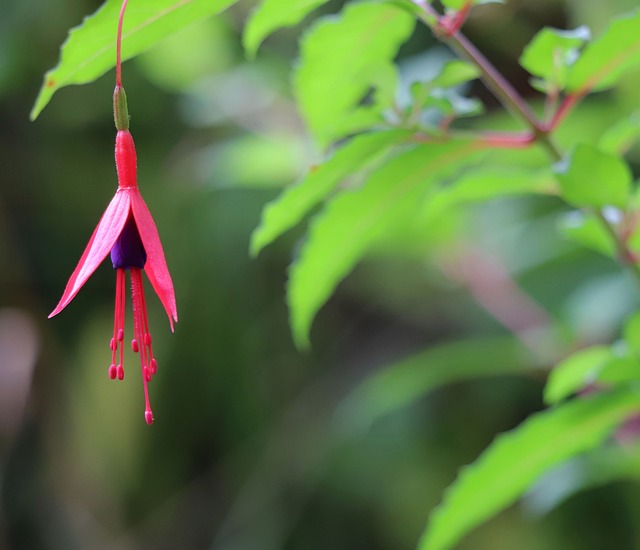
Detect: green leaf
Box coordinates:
(555, 143, 631, 208)
(418, 386, 640, 550)
(31, 0, 238, 120)
(425, 167, 556, 217)
(205, 133, 307, 189)
(421, 89, 484, 118)
(430, 59, 480, 88)
(567, 9, 640, 93)
(520, 26, 590, 92)
(294, 2, 414, 148)
(558, 211, 617, 257)
(337, 337, 535, 434)
(544, 346, 612, 405)
(288, 139, 487, 349)
(526, 444, 640, 516)
(598, 112, 640, 155)
(624, 311, 640, 358)
(244, 0, 329, 57)
(250, 129, 413, 255)
(440, 0, 504, 10)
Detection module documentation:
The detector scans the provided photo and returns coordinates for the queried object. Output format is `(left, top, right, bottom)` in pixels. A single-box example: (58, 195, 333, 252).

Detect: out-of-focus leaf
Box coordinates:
(137, 17, 235, 91)
(31, 0, 238, 120)
(244, 0, 329, 57)
(421, 88, 484, 118)
(558, 211, 617, 257)
(440, 0, 504, 10)
(294, 2, 414, 148)
(567, 10, 640, 93)
(418, 387, 640, 550)
(251, 129, 414, 256)
(288, 139, 487, 349)
(520, 26, 590, 92)
(525, 444, 640, 516)
(337, 337, 535, 434)
(425, 167, 556, 217)
(430, 60, 480, 88)
(544, 346, 611, 405)
(555, 143, 631, 208)
(204, 133, 307, 189)
(598, 112, 640, 155)
(624, 311, 640, 359)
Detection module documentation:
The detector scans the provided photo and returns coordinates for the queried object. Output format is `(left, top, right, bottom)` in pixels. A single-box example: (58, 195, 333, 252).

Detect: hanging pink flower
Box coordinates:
(49, 84, 177, 424)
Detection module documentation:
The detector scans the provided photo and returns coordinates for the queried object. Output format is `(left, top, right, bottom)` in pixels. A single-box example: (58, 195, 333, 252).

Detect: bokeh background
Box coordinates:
(2, 0, 640, 548)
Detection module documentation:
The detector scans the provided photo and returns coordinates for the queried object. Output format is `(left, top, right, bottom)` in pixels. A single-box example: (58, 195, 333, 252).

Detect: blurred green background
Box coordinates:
(2, 0, 640, 548)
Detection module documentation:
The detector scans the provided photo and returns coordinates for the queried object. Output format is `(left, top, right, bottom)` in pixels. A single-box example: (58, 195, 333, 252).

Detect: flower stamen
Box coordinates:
(110, 268, 127, 380)
(131, 267, 155, 425)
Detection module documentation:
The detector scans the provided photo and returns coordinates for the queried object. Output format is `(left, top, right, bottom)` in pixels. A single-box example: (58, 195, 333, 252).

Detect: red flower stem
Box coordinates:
(116, 0, 129, 87)
(545, 91, 586, 132)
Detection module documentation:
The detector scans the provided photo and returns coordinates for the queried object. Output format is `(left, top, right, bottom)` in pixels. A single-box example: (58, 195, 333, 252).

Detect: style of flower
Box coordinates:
(49, 85, 177, 424)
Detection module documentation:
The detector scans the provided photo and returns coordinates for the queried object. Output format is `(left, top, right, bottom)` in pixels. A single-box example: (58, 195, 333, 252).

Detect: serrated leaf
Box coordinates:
(418, 387, 640, 550)
(294, 2, 414, 148)
(558, 211, 617, 257)
(288, 139, 487, 349)
(31, 0, 237, 120)
(244, 0, 329, 57)
(251, 129, 413, 255)
(544, 346, 612, 405)
(598, 112, 640, 155)
(567, 9, 640, 93)
(555, 143, 631, 208)
(520, 26, 590, 92)
(337, 337, 534, 435)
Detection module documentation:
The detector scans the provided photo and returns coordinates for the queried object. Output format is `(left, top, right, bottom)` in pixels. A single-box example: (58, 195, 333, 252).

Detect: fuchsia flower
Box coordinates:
(49, 85, 177, 424)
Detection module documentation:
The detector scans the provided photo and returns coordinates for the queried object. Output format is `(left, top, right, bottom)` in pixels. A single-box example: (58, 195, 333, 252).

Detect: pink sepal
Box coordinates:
(130, 190, 178, 330)
(49, 190, 131, 318)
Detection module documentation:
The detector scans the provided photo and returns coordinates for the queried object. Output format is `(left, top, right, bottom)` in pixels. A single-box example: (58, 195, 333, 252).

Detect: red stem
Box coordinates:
(116, 0, 129, 86)
(546, 91, 585, 132)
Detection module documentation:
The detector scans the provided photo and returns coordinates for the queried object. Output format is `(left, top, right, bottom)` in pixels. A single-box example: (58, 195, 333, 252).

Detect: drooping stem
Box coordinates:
(116, 0, 129, 87)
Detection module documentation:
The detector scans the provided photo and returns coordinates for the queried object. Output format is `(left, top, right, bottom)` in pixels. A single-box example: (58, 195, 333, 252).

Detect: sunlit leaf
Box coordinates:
(567, 10, 640, 93)
(31, 0, 238, 120)
(544, 346, 612, 405)
(418, 386, 640, 550)
(288, 139, 487, 349)
(251, 129, 414, 256)
(555, 143, 631, 208)
(244, 0, 329, 57)
(337, 337, 535, 435)
(294, 1, 414, 148)
(520, 26, 590, 92)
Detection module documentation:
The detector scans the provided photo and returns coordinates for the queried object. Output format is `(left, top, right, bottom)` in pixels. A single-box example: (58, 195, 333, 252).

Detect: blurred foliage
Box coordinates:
(4, 0, 640, 549)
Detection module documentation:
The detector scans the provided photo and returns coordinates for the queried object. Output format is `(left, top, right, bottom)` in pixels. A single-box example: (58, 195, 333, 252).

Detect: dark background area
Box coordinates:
(2, 0, 640, 548)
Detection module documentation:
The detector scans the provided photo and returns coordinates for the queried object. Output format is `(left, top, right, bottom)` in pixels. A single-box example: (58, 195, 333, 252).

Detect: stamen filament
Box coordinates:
(131, 267, 154, 424)
(110, 268, 127, 380)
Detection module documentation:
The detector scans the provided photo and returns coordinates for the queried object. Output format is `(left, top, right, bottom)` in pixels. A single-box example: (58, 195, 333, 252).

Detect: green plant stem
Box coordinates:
(413, 4, 640, 286)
